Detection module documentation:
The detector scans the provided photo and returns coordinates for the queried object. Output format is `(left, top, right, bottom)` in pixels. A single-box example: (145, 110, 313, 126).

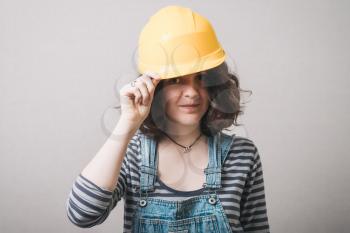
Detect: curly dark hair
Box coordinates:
(137, 61, 251, 141)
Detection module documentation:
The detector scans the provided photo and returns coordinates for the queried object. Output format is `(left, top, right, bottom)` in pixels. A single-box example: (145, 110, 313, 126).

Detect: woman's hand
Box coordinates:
(118, 72, 162, 127)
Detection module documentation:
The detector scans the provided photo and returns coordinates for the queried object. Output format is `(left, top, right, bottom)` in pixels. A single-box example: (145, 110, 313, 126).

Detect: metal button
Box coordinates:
(208, 197, 216, 205)
(139, 199, 147, 207)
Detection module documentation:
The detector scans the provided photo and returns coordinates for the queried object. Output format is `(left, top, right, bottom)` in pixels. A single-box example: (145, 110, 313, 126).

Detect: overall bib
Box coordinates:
(131, 132, 235, 233)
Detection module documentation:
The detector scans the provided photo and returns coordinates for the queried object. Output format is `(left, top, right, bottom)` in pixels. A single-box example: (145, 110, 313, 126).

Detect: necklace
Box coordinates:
(162, 131, 203, 153)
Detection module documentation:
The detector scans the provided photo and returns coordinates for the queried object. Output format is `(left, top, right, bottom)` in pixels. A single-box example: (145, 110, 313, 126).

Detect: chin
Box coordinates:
(179, 120, 200, 126)
(169, 114, 203, 126)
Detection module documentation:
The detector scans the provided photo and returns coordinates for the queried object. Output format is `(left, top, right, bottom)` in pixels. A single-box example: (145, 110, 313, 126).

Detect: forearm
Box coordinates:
(80, 119, 138, 191)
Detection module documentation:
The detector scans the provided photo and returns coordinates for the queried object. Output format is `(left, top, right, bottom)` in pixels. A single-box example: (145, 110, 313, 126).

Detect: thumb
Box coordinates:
(119, 87, 137, 107)
(152, 78, 161, 86)
(120, 94, 135, 107)
(144, 71, 162, 85)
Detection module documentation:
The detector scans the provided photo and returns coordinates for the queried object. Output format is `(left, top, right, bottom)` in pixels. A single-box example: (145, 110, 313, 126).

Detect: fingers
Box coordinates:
(134, 72, 162, 105)
(134, 82, 149, 105)
(133, 87, 142, 104)
(144, 71, 162, 84)
(120, 72, 162, 106)
(119, 84, 142, 106)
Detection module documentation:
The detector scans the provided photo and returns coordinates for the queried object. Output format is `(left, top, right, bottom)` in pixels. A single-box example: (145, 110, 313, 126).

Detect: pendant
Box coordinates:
(183, 146, 191, 153)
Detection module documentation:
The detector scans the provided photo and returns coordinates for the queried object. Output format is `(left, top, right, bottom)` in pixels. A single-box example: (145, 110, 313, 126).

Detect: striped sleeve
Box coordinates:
(239, 143, 270, 232)
(66, 154, 130, 228)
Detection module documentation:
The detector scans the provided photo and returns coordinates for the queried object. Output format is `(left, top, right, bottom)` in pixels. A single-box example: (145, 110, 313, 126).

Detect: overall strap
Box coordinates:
(220, 132, 236, 165)
(140, 134, 157, 192)
(204, 132, 235, 190)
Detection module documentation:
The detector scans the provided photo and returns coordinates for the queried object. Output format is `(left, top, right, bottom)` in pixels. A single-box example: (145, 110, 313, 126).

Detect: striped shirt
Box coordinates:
(66, 132, 270, 232)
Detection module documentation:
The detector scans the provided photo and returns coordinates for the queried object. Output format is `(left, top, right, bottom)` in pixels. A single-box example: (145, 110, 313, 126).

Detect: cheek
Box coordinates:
(163, 91, 179, 111)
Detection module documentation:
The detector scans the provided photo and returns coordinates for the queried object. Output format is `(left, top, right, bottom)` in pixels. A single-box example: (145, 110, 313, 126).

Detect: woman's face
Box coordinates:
(160, 72, 209, 128)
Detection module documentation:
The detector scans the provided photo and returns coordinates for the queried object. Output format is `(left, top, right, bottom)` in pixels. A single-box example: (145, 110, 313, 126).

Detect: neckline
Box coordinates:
(155, 140, 208, 195)
(156, 176, 206, 195)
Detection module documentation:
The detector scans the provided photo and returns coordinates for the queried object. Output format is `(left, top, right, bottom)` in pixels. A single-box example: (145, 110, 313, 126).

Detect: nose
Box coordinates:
(183, 80, 201, 98)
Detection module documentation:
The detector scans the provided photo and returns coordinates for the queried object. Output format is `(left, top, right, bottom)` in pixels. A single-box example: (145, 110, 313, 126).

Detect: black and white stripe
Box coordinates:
(66, 132, 270, 232)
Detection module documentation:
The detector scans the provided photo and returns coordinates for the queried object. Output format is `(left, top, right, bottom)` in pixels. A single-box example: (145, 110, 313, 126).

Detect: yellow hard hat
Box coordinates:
(137, 5, 226, 79)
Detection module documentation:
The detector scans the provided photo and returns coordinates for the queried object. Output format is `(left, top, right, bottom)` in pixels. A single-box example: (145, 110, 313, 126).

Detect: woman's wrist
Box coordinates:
(113, 118, 140, 136)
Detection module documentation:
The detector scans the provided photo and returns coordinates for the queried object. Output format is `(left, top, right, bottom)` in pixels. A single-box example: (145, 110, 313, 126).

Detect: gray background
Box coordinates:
(1, 0, 349, 232)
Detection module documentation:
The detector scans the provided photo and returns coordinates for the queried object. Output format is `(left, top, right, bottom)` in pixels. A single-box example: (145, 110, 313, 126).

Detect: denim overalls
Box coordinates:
(131, 132, 235, 233)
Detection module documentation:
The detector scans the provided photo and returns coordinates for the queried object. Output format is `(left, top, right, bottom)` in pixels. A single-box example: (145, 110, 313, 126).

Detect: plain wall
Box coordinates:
(0, 0, 349, 232)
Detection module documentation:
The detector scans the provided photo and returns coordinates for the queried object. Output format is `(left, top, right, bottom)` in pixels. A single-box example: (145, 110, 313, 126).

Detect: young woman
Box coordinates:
(66, 5, 270, 233)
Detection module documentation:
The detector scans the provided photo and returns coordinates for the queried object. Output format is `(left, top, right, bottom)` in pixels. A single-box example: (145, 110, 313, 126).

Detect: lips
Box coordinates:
(179, 104, 200, 107)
